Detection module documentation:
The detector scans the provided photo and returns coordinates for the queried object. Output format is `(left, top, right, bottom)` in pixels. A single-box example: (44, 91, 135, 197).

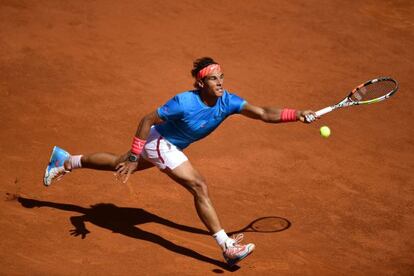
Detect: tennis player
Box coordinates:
(44, 57, 317, 266)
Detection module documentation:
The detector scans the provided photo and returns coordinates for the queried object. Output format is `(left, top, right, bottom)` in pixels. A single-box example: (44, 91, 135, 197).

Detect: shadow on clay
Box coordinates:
(15, 195, 241, 271)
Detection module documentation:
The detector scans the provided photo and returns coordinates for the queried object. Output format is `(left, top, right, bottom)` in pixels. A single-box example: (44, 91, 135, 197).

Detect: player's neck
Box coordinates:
(199, 90, 218, 107)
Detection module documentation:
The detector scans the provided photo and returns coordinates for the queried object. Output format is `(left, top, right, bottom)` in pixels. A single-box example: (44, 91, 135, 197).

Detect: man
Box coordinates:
(44, 57, 317, 266)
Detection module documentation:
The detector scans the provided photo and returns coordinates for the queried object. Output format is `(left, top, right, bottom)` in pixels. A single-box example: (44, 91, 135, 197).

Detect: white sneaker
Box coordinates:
(43, 146, 71, 186)
(223, 234, 255, 267)
(44, 166, 70, 186)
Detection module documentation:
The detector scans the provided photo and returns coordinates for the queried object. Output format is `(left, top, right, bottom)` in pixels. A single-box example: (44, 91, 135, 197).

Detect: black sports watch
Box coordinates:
(128, 154, 139, 162)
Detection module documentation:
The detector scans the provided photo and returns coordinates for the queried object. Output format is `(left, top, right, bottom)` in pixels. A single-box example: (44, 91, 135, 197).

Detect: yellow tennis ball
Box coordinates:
(320, 126, 331, 138)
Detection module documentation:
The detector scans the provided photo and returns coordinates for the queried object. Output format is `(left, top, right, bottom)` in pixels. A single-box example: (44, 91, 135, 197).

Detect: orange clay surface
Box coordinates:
(1, 0, 413, 275)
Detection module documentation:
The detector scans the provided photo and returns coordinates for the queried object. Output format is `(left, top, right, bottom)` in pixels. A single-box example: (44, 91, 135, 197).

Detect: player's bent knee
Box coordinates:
(188, 177, 209, 198)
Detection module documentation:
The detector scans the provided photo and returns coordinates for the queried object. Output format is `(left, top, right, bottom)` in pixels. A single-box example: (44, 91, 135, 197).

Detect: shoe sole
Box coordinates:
(43, 146, 69, 186)
(43, 147, 57, 186)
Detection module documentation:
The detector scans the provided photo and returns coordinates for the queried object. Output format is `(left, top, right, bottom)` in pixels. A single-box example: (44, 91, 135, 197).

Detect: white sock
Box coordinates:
(213, 229, 230, 250)
(69, 155, 83, 170)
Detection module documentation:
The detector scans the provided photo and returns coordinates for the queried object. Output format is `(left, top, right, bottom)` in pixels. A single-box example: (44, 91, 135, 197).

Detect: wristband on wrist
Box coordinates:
(131, 137, 146, 155)
(280, 108, 298, 122)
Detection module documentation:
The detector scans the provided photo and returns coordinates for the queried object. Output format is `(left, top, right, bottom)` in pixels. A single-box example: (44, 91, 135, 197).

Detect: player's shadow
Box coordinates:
(17, 196, 239, 271)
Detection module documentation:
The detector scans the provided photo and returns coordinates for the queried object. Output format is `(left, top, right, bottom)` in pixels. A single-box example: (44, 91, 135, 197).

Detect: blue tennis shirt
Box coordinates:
(155, 90, 247, 149)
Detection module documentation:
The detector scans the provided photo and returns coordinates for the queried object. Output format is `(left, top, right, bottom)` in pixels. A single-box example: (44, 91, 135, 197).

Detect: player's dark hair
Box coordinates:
(191, 57, 218, 78)
(191, 57, 218, 88)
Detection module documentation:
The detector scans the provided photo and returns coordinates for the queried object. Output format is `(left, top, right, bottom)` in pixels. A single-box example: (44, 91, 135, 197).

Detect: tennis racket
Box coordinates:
(305, 77, 398, 122)
(228, 216, 291, 235)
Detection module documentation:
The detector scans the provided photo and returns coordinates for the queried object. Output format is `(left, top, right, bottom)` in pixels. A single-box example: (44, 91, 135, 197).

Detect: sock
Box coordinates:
(69, 155, 83, 170)
(213, 229, 230, 250)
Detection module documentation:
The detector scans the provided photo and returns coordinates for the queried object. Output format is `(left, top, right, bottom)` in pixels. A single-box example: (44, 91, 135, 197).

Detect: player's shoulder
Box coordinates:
(223, 90, 244, 101)
(174, 89, 198, 99)
(171, 90, 199, 106)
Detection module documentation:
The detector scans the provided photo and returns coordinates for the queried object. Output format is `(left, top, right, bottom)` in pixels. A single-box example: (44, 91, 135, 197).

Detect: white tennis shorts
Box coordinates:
(140, 127, 188, 170)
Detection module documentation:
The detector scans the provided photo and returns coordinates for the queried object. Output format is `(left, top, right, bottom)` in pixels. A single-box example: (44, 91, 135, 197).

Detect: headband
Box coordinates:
(196, 64, 222, 80)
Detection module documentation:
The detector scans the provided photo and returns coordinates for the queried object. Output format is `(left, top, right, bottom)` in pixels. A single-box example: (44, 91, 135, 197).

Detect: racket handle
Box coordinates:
(304, 106, 334, 122)
(315, 106, 333, 117)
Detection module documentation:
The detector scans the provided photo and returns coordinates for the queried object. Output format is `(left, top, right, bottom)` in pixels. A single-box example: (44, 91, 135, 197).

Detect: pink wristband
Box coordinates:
(280, 109, 298, 122)
(131, 137, 146, 155)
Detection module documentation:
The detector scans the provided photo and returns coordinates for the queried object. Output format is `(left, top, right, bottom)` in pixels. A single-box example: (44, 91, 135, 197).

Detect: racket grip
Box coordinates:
(315, 106, 333, 117)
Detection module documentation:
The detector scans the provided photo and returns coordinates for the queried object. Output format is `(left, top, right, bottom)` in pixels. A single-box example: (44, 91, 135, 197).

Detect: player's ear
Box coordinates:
(197, 79, 204, 88)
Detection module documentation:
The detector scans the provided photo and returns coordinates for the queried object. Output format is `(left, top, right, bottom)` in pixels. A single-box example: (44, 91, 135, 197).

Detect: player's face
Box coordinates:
(202, 72, 224, 97)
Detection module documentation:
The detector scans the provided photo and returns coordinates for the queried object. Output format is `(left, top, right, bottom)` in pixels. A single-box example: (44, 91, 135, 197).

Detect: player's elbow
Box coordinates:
(142, 111, 163, 126)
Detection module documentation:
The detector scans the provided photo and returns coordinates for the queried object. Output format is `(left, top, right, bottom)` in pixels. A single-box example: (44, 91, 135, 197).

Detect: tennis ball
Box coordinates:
(320, 126, 331, 138)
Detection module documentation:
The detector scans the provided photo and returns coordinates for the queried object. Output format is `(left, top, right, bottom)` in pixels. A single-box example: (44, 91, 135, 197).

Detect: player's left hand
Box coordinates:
(115, 160, 138, 183)
(299, 110, 317, 123)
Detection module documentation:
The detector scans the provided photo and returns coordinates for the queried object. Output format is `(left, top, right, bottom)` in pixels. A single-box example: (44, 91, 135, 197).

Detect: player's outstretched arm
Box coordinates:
(240, 103, 316, 124)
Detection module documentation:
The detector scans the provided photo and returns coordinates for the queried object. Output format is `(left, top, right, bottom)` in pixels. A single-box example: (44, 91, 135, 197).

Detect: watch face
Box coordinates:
(128, 154, 138, 162)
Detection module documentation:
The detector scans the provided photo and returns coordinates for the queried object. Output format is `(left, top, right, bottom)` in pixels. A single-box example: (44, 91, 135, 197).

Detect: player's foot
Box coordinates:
(223, 234, 255, 267)
(44, 146, 71, 186)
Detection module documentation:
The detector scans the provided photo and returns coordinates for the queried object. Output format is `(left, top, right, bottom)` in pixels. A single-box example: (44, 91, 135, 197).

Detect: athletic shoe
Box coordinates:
(223, 234, 255, 267)
(43, 146, 71, 186)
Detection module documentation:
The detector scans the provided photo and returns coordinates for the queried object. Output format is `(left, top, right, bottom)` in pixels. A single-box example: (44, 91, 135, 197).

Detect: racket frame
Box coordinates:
(311, 77, 398, 119)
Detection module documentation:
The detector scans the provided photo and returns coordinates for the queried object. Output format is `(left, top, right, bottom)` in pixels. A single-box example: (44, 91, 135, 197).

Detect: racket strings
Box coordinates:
(351, 80, 396, 102)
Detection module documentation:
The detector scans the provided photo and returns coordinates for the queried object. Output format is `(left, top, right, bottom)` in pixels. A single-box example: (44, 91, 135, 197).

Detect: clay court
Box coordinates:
(1, 0, 413, 275)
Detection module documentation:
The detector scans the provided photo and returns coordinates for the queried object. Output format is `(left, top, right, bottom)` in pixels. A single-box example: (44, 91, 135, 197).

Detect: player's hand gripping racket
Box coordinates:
(305, 77, 398, 122)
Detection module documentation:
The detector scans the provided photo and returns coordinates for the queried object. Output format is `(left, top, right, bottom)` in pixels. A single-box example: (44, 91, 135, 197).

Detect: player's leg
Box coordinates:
(74, 152, 124, 171)
(44, 147, 154, 186)
(68, 152, 154, 171)
(133, 126, 254, 265)
(162, 161, 221, 234)
(162, 161, 255, 266)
